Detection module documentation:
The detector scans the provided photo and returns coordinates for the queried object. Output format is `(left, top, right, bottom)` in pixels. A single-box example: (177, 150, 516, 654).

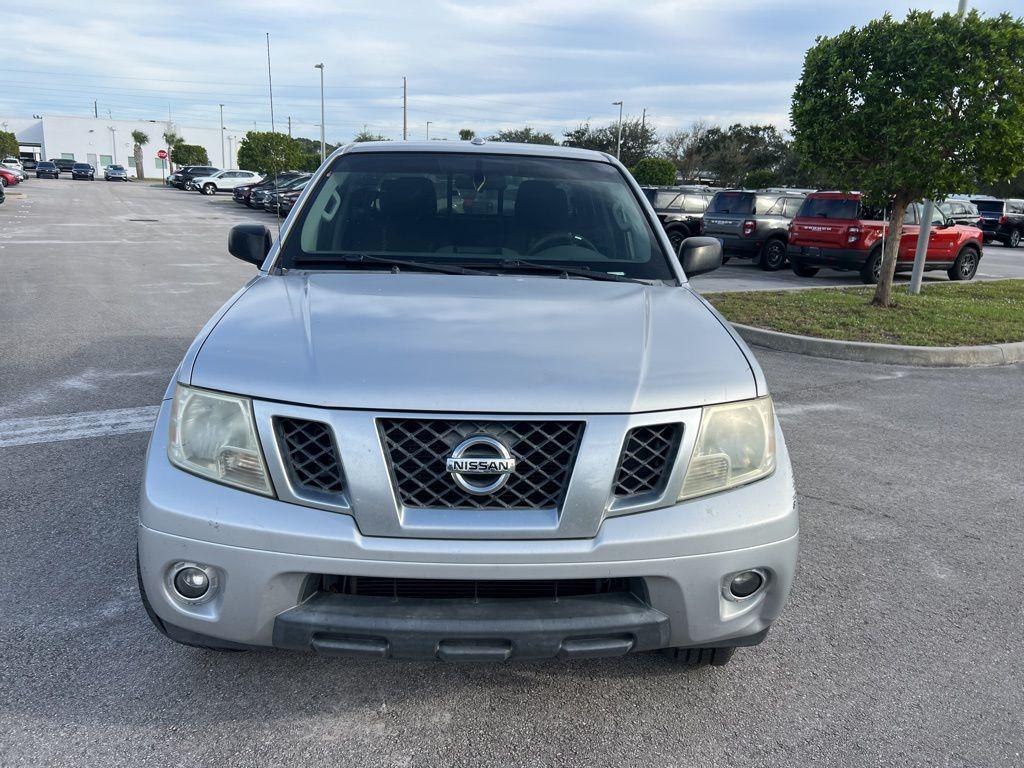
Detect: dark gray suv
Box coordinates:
(701, 190, 807, 271)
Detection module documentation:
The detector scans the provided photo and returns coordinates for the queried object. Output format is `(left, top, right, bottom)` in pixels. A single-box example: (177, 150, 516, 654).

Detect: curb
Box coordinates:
(732, 323, 1024, 367)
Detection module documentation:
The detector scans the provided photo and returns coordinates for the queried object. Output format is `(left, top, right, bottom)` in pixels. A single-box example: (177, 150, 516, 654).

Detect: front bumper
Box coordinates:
(138, 399, 798, 659)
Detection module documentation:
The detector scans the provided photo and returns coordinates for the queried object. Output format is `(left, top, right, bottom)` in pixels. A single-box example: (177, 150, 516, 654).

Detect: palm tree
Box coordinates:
(131, 130, 148, 181)
(163, 130, 183, 172)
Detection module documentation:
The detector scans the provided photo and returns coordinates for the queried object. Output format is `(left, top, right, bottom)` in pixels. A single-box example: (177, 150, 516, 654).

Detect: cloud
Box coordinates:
(0, 0, 1014, 142)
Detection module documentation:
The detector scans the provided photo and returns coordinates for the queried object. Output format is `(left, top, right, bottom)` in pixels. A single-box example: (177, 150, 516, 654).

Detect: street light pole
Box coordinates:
(219, 104, 225, 168)
(426, 121, 432, 140)
(227, 136, 235, 169)
(314, 63, 325, 162)
(109, 126, 117, 164)
(612, 101, 623, 160)
(909, 0, 968, 296)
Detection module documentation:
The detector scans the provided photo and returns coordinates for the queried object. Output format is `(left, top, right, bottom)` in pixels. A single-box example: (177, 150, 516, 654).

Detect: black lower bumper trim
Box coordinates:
(273, 592, 671, 661)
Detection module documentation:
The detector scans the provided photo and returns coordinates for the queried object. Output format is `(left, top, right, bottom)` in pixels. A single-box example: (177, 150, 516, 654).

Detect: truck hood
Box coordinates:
(188, 273, 757, 414)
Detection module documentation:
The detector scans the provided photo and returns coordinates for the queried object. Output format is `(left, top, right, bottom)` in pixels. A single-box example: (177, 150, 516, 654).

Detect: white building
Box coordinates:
(1, 115, 238, 177)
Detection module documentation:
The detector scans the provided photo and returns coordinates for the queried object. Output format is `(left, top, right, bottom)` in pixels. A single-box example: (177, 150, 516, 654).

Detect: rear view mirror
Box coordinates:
(228, 223, 272, 266)
(677, 236, 723, 277)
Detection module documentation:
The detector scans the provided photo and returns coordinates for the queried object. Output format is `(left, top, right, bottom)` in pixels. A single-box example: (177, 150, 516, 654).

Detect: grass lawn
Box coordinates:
(705, 280, 1024, 347)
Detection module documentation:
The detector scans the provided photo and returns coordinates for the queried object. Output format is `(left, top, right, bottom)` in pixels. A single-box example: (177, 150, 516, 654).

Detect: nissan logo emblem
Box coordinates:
(445, 435, 517, 495)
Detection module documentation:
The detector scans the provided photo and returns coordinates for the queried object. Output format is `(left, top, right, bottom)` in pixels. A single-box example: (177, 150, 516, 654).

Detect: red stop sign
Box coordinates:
(156, 149, 168, 159)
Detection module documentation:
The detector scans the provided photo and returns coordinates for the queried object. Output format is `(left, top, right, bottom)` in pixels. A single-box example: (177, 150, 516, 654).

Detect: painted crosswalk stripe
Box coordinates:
(0, 406, 160, 448)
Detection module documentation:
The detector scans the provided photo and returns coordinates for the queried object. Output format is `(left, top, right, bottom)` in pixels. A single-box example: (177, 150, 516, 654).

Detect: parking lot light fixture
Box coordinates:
(219, 104, 226, 169)
(612, 101, 623, 159)
(314, 64, 325, 162)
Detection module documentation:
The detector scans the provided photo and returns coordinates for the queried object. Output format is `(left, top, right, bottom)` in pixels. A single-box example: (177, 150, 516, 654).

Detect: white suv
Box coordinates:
(191, 170, 261, 195)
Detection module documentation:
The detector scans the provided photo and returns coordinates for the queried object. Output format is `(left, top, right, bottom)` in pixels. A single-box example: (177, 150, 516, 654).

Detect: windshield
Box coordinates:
(110, 165, 124, 171)
(796, 197, 860, 219)
(279, 152, 674, 280)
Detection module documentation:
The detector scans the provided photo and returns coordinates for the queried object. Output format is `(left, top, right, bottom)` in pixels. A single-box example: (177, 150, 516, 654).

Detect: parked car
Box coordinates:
(71, 163, 95, 180)
(642, 186, 715, 255)
(2, 156, 24, 171)
(136, 141, 796, 665)
(262, 175, 311, 214)
(788, 191, 983, 283)
(21, 157, 37, 171)
(51, 158, 77, 173)
(0, 181, 5, 205)
(237, 172, 306, 207)
(969, 197, 1024, 247)
(35, 161, 60, 179)
(263, 181, 309, 215)
(104, 164, 129, 181)
(172, 165, 220, 189)
(0, 166, 21, 186)
(938, 198, 981, 226)
(701, 189, 807, 271)
(4, 165, 28, 182)
(189, 169, 262, 195)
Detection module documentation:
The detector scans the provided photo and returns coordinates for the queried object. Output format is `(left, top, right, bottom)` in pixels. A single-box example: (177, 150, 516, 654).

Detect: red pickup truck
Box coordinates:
(787, 191, 984, 283)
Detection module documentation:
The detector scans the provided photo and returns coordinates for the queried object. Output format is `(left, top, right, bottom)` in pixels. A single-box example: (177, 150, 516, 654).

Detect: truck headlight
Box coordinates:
(167, 385, 273, 496)
(679, 396, 776, 501)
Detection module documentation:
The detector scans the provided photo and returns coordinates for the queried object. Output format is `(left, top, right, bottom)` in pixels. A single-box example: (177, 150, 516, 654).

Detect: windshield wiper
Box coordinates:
(289, 252, 492, 276)
(456, 259, 647, 284)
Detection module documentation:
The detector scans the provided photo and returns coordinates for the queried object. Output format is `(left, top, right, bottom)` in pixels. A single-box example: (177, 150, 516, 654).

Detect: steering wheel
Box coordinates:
(527, 232, 599, 257)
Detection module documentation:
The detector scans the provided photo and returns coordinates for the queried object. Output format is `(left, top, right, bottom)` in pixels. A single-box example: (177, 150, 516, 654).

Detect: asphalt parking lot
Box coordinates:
(1, 179, 1022, 767)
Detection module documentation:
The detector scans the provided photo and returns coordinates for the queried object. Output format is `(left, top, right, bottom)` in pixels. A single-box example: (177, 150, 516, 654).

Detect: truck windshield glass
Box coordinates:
(281, 152, 674, 280)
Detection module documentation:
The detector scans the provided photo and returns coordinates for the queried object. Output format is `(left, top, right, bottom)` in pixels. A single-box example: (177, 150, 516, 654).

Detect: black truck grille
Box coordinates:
(379, 419, 583, 510)
(275, 417, 346, 495)
(613, 423, 682, 497)
(321, 575, 633, 600)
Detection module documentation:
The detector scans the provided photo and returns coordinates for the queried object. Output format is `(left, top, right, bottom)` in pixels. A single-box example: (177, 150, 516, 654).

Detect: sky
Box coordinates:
(1, 0, 1014, 143)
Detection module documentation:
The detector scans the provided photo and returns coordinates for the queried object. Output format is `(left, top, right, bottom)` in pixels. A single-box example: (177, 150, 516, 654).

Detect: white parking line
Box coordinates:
(0, 406, 159, 448)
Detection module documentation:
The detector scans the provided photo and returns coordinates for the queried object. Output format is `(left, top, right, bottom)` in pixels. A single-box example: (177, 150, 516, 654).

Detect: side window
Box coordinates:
(1010, 201, 1024, 214)
(782, 198, 802, 217)
(903, 206, 918, 225)
(763, 198, 784, 215)
(61, 153, 75, 160)
(683, 194, 708, 213)
(930, 206, 945, 226)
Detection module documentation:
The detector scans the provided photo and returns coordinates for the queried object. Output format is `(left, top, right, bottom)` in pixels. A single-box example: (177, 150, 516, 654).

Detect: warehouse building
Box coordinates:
(0, 115, 237, 177)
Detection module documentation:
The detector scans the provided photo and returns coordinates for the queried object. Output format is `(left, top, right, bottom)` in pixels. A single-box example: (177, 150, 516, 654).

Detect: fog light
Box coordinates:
(728, 570, 765, 600)
(169, 563, 216, 603)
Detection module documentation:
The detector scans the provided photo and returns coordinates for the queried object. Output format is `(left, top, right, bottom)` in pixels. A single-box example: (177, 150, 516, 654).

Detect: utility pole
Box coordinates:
(612, 101, 624, 160)
(109, 126, 117, 164)
(219, 104, 225, 169)
(402, 76, 408, 140)
(266, 32, 276, 134)
(315, 63, 325, 161)
(227, 136, 235, 169)
(426, 121, 432, 140)
(909, 0, 968, 295)
(641, 108, 646, 131)
(287, 116, 292, 137)
(93, 100, 98, 118)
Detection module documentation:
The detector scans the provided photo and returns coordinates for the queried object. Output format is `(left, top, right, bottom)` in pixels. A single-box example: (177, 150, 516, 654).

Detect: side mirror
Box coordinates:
(228, 223, 272, 266)
(677, 236, 723, 277)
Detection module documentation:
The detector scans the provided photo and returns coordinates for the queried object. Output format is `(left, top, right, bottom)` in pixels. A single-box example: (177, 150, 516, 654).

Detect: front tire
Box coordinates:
(202, 183, 216, 195)
(661, 646, 736, 667)
(860, 246, 883, 284)
(947, 246, 979, 281)
(759, 238, 787, 271)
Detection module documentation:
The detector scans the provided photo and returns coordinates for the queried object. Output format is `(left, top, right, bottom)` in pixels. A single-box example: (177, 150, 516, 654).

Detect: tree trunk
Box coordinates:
(134, 146, 145, 181)
(871, 195, 911, 307)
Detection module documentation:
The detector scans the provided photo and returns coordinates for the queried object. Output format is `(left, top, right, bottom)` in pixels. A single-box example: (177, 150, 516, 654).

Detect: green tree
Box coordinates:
(489, 126, 556, 145)
(792, 10, 1024, 307)
(659, 121, 709, 182)
(690, 124, 790, 187)
(292, 136, 337, 170)
(131, 130, 149, 181)
(631, 157, 677, 186)
(458, 128, 476, 141)
(563, 118, 657, 168)
(0, 130, 18, 159)
(170, 144, 209, 167)
(162, 130, 184, 172)
(352, 130, 389, 142)
(236, 131, 304, 176)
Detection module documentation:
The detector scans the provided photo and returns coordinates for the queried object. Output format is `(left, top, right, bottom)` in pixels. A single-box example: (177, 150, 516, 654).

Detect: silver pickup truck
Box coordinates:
(137, 141, 798, 666)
